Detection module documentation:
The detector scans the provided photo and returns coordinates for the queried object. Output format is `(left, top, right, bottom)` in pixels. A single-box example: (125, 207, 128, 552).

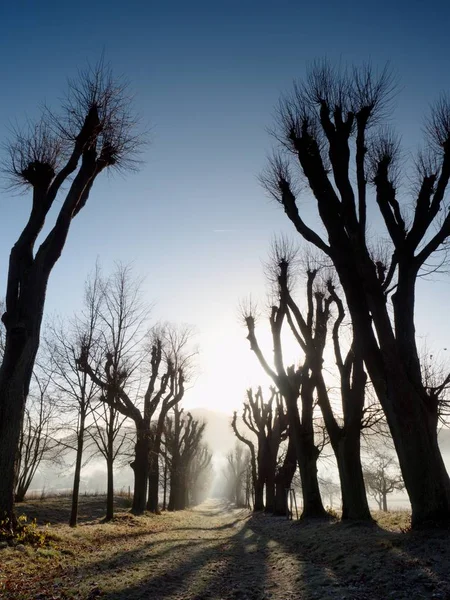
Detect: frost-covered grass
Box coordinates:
(0, 497, 449, 599)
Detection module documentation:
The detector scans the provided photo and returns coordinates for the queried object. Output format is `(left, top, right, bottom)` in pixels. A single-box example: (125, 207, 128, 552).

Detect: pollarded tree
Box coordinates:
(147, 325, 195, 513)
(275, 254, 373, 521)
(223, 442, 251, 508)
(0, 62, 141, 526)
(77, 265, 185, 515)
(186, 443, 213, 506)
(263, 61, 450, 527)
(242, 266, 329, 518)
(232, 387, 287, 512)
(166, 407, 206, 511)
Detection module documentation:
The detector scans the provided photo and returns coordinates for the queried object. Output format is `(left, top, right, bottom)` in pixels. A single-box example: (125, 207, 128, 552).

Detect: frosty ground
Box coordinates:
(1, 496, 449, 599)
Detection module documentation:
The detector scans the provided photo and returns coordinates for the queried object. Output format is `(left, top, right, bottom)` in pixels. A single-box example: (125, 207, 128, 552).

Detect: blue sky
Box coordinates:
(1, 0, 450, 413)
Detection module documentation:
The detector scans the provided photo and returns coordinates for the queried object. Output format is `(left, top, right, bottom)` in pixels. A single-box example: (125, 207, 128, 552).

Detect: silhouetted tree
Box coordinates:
(166, 407, 206, 510)
(46, 268, 102, 526)
(242, 278, 328, 518)
(15, 371, 61, 502)
(0, 62, 140, 527)
(274, 437, 297, 516)
(77, 265, 184, 515)
(88, 401, 131, 520)
(274, 252, 373, 521)
(264, 60, 450, 527)
(147, 325, 195, 513)
(187, 443, 213, 506)
(364, 450, 404, 511)
(224, 442, 250, 508)
(232, 387, 287, 512)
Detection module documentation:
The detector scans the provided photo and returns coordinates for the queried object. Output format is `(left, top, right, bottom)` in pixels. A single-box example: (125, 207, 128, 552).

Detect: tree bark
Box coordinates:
(130, 427, 149, 515)
(335, 429, 371, 521)
(274, 438, 296, 516)
(69, 410, 86, 527)
(254, 478, 265, 511)
(147, 432, 163, 513)
(106, 456, 114, 521)
(265, 458, 276, 513)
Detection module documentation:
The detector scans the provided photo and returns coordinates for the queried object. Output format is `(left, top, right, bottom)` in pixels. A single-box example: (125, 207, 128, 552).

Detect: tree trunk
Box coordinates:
(335, 430, 371, 521)
(382, 492, 388, 512)
(284, 392, 327, 519)
(297, 444, 326, 519)
(274, 439, 296, 516)
(130, 426, 149, 515)
(105, 407, 115, 521)
(254, 478, 264, 511)
(69, 411, 86, 527)
(162, 452, 168, 511)
(384, 381, 450, 527)
(0, 335, 38, 529)
(338, 262, 450, 526)
(168, 457, 179, 511)
(265, 460, 276, 513)
(105, 455, 114, 521)
(147, 434, 162, 513)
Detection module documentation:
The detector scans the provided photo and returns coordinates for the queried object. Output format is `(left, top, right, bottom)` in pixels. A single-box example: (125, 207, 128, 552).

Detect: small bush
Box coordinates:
(0, 514, 52, 547)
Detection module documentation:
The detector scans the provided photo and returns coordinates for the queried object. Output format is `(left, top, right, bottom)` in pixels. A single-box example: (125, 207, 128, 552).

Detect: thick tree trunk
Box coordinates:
(253, 478, 264, 511)
(147, 435, 162, 513)
(384, 380, 450, 527)
(297, 443, 326, 518)
(169, 469, 185, 511)
(337, 261, 450, 526)
(0, 334, 39, 529)
(284, 393, 327, 519)
(69, 411, 86, 527)
(168, 457, 179, 511)
(335, 430, 372, 521)
(265, 460, 276, 513)
(162, 452, 168, 511)
(130, 426, 149, 515)
(274, 439, 296, 516)
(382, 492, 388, 512)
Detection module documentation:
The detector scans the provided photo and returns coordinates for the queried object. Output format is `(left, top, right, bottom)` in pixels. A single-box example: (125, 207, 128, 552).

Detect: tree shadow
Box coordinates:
(98, 516, 269, 599)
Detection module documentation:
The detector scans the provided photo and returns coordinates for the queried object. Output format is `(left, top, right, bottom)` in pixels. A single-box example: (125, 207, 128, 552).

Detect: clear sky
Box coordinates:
(1, 0, 450, 414)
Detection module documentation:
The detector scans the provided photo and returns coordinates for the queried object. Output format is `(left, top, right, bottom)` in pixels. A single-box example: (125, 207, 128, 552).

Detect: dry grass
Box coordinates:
(0, 496, 449, 599)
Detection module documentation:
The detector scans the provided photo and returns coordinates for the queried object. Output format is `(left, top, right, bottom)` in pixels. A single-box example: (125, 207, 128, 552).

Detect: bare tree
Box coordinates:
(46, 268, 102, 527)
(77, 265, 185, 515)
(147, 324, 195, 513)
(319, 477, 341, 510)
(223, 442, 251, 508)
(15, 371, 61, 502)
(242, 267, 328, 518)
(274, 253, 373, 521)
(0, 61, 141, 526)
(265, 60, 450, 527)
(165, 407, 206, 511)
(364, 450, 404, 512)
(88, 401, 131, 520)
(186, 443, 213, 506)
(232, 387, 287, 512)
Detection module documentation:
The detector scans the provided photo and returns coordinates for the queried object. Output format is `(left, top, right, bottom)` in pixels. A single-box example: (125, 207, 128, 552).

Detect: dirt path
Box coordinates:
(95, 499, 298, 600)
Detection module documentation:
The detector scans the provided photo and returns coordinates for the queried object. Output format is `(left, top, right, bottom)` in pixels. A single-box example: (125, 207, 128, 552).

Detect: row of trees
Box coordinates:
(0, 62, 211, 529)
(8, 264, 212, 524)
(235, 59, 450, 528)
